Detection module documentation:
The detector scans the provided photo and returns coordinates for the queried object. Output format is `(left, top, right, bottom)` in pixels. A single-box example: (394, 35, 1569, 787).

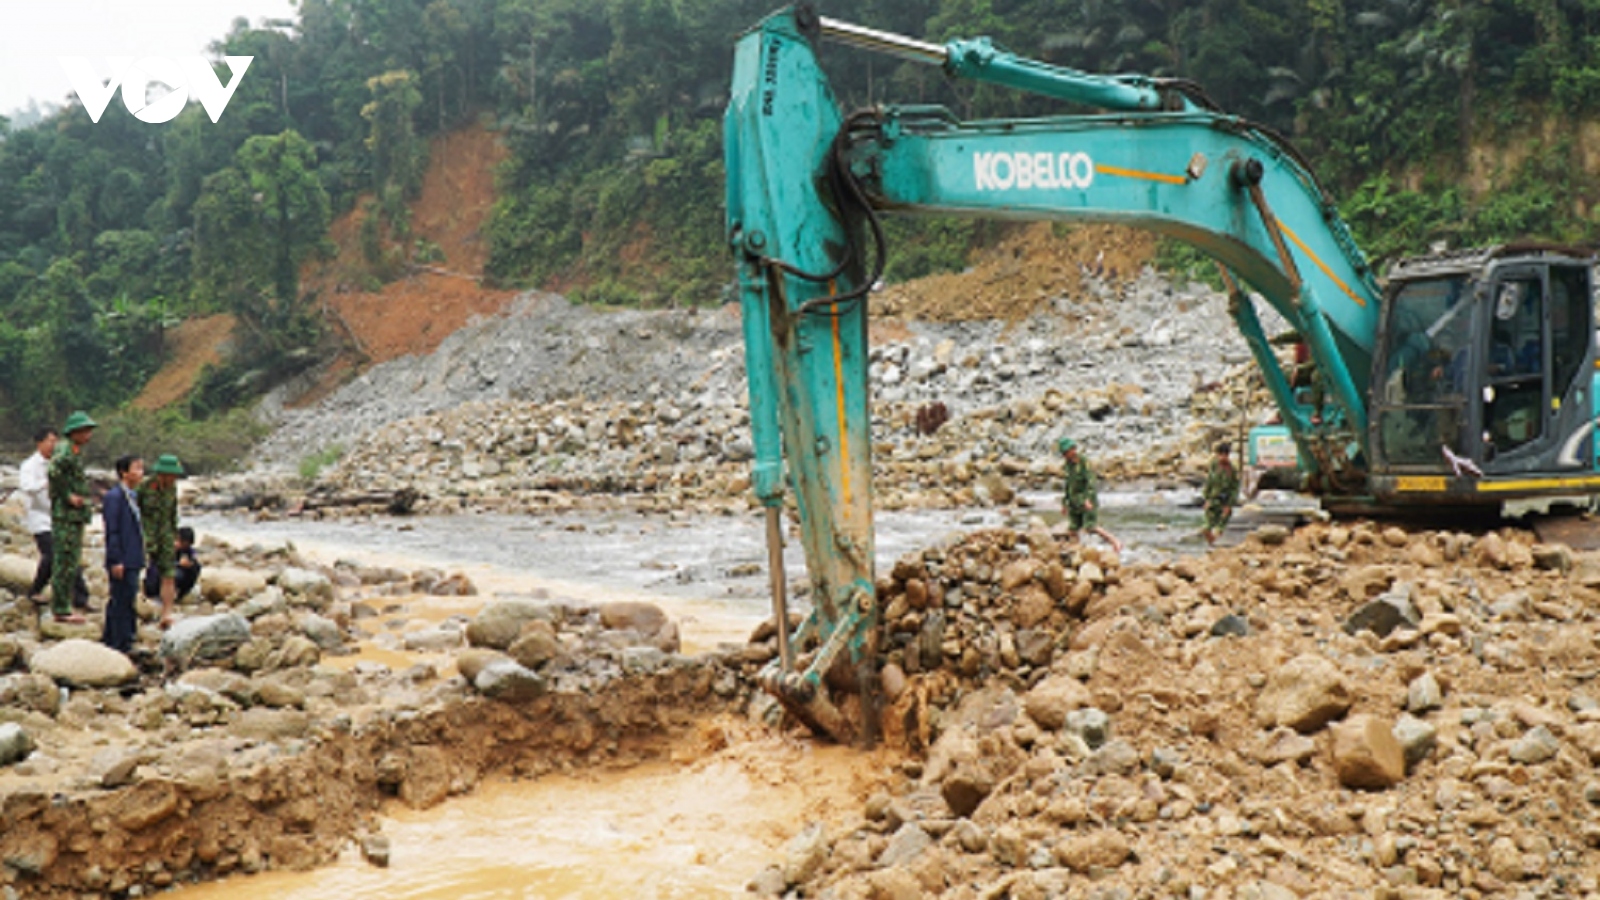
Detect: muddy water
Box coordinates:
(190, 505, 1001, 651)
(192, 490, 1306, 650)
(164, 492, 1309, 898)
(171, 730, 895, 900)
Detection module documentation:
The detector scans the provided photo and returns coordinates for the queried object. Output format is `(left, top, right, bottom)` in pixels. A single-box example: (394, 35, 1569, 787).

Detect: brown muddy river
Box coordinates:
(172, 727, 895, 899)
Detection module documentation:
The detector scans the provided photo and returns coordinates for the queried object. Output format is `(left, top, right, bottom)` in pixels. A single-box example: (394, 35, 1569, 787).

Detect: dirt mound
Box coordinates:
(767, 522, 1600, 899)
(129, 315, 236, 411)
(298, 123, 515, 405)
(874, 223, 1156, 323)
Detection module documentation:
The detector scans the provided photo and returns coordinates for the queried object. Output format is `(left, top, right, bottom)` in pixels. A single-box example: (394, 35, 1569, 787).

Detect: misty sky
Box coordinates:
(0, 0, 298, 117)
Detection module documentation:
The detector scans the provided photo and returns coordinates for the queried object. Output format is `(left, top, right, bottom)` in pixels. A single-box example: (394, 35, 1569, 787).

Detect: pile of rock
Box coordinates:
(235, 272, 1279, 515)
(760, 521, 1600, 899)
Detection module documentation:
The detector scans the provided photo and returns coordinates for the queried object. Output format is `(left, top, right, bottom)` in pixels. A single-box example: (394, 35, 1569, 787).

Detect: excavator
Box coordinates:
(725, 5, 1600, 742)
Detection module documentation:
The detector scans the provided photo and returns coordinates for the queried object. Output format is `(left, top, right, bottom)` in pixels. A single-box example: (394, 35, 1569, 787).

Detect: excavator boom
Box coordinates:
(726, 6, 1598, 742)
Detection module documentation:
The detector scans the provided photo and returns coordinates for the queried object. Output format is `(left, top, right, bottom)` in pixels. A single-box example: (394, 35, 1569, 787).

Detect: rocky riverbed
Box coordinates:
(757, 521, 1600, 900)
(233, 266, 1276, 519)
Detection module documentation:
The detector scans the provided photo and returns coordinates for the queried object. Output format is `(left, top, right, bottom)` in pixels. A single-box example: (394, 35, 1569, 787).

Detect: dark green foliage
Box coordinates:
(6, 0, 1600, 448)
(91, 407, 272, 475)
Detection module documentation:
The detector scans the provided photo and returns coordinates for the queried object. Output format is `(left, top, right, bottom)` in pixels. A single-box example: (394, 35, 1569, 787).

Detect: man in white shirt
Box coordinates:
(18, 427, 87, 609)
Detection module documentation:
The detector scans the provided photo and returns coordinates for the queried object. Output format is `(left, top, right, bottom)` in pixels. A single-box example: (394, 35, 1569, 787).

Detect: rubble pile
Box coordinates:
(0, 513, 758, 896)
(236, 263, 1279, 514)
(217, 327, 1279, 519)
(757, 522, 1600, 899)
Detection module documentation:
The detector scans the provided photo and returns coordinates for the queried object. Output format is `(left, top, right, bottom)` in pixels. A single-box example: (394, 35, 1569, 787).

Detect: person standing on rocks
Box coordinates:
(1058, 438, 1123, 554)
(20, 426, 89, 611)
(137, 454, 183, 629)
(102, 455, 147, 653)
(1201, 442, 1241, 546)
(47, 411, 97, 624)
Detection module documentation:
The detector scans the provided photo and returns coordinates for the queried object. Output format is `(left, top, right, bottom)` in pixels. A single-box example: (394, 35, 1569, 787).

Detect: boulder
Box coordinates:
(0, 554, 36, 594)
(2, 673, 60, 715)
(876, 823, 932, 868)
(0, 722, 33, 766)
(161, 614, 253, 663)
(230, 708, 312, 741)
(1255, 653, 1351, 733)
(506, 621, 563, 670)
(201, 567, 270, 603)
(1330, 714, 1405, 789)
(403, 628, 463, 653)
(39, 617, 101, 641)
(277, 567, 335, 604)
(0, 635, 18, 670)
(1023, 674, 1093, 730)
(1344, 590, 1420, 638)
(29, 639, 137, 687)
(1054, 830, 1131, 872)
(1406, 672, 1443, 713)
(296, 613, 344, 651)
(474, 659, 547, 702)
(465, 598, 553, 650)
(454, 648, 510, 683)
(598, 601, 680, 652)
(1392, 714, 1437, 769)
(237, 587, 289, 620)
(275, 635, 322, 668)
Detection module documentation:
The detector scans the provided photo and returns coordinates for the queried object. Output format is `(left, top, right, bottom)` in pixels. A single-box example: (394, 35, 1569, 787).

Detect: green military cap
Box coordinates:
(62, 410, 97, 434)
(1057, 437, 1077, 454)
(151, 454, 185, 476)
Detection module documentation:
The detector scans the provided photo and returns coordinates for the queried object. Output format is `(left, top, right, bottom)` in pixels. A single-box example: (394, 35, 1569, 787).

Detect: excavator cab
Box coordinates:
(1368, 246, 1599, 503)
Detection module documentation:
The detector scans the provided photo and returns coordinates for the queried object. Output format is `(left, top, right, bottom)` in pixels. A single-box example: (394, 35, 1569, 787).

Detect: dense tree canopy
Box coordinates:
(2, 0, 1600, 437)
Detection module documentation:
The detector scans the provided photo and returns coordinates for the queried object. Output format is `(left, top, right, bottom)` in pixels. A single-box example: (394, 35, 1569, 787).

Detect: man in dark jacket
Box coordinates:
(102, 455, 146, 654)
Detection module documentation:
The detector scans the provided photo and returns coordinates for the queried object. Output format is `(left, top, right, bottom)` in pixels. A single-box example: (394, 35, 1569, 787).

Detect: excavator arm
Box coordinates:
(726, 5, 1385, 742)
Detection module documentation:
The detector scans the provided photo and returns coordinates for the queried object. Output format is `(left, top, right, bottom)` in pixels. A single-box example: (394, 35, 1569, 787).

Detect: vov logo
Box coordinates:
(59, 56, 253, 124)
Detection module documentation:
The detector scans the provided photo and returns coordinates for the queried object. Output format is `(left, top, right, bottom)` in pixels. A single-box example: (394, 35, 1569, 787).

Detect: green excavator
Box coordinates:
(725, 5, 1599, 742)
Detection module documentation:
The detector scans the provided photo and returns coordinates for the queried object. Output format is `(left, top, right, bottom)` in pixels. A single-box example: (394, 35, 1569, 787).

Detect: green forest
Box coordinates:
(3, 0, 1600, 451)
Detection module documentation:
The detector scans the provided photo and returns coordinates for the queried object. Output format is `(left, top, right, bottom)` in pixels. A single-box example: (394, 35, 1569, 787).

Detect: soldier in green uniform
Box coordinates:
(1201, 442, 1241, 545)
(1058, 438, 1124, 554)
(47, 411, 96, 623)
(138, 454, 184, 629)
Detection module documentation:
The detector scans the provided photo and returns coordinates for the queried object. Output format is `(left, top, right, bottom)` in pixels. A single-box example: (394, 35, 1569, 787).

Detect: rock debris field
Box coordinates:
(4, 262, 1599, 899)
(239, 269, 1270, 516)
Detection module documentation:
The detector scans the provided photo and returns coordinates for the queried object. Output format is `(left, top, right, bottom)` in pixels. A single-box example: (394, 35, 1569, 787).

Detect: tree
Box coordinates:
(191, 130, 329, 347)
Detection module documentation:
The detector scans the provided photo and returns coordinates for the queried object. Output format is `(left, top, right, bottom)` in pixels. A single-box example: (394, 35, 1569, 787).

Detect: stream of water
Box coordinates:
(167, 489, 1293, 898)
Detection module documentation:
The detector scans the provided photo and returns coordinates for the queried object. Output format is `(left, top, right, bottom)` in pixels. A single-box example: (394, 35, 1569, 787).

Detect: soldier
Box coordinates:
(1201, 442, 1241, 546)
(47, 411, 96, 624)
(138, 454, 184, 629)
(1058, 438, 1124, 554)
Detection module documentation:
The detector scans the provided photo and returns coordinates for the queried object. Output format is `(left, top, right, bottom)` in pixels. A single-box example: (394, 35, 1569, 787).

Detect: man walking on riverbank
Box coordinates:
(1059, 438, 1123, 554)
(1201, 442, 1241, 546)
(138, 454, 183, 629)
(48, 411, 97, 624)
(103, 455, 146, 653)
(20, 427, 88, 611)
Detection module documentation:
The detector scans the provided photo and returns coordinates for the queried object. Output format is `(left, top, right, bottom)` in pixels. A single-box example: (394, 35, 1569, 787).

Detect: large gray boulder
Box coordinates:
(161, 614, 253, 662)
(0, 722, 33, 766)
(474, 659, 547, 702)
(29, 639, 137, 687)
(277, 567, 335, 605)
(466, 599, 554, 650)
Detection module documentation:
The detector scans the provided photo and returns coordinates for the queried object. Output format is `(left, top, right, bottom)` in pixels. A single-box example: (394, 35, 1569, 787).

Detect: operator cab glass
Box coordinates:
(1374, 258, 1595, 475)
(1376, 276, 1473, 467)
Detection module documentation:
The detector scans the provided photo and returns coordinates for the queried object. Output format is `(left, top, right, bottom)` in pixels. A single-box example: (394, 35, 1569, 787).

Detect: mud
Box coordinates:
(168, 722, 897, 899)
(0, 663, 743, 898)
